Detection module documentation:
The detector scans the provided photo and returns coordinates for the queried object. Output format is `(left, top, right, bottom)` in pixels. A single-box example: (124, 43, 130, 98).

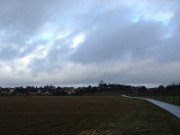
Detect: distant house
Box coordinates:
(15, 87, 26, 96)
(37, 89, 41, 95)
(1, 88, 11, 96)
(26, 86, 31, 89)
(62, 87, 75, 95)
(10, 89, 14, 93)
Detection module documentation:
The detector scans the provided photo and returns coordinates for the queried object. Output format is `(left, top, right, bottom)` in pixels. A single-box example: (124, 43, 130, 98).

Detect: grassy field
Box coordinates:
(150, 96, 180, 105)
(129, 94, 180, 105)
(0, 96, 180, 135)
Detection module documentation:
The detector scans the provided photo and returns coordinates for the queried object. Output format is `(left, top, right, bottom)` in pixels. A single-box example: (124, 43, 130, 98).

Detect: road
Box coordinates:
(122, 95, 180, 119)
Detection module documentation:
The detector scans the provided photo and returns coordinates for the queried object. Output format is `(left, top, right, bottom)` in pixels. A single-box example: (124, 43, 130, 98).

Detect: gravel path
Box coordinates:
(122, 95, 180, 119)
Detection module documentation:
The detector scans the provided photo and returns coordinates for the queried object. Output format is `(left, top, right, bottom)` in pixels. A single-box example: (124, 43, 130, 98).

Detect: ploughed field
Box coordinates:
(0, 96, 180, 135)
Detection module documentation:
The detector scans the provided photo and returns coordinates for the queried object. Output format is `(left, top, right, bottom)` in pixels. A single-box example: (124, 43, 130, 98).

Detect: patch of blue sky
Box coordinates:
(125, 0, 175, 27)
(132, 17, 140, 23)
(130, 10, 174, 27)
(25, 32, 54, 45)
(153, 12, 174, 26)
(40, 32, 54, 40)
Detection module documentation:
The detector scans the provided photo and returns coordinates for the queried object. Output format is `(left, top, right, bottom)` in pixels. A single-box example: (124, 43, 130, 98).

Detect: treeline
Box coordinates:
(78, 82, 180, 105)
(0, 85, 74, 96)
(0, 83, 140, 96)
(76, 84, 132, 96)
(128, 84, 180, 105)
(0, 83, 180, 105)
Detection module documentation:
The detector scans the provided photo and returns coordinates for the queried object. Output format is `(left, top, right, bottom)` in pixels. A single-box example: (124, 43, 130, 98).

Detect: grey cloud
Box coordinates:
(72, 61, 180, 86)
(28, 38, 72, 75)
(155, 36, 180, 63)
(0, 0, 86, 62)
(172, 10, 180, 32)
(147, 10, 180, 63)
(0, 0, 54, 62)
(71, 18, 163, 63)
(0, 46, 19, 61)
(70, 3, 180, 64)
(28, 58, 56, 77)
(0, 0, 180, 87)
(0, 0, 54, 33)
(0, 39, 48, 61)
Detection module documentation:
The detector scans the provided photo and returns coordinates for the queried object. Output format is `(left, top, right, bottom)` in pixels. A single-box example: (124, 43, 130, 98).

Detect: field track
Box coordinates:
(122, 95, 180, 119)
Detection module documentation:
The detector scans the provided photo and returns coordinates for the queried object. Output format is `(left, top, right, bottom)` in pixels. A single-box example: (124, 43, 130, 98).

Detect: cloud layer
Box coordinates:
(0, 0, 180, 87)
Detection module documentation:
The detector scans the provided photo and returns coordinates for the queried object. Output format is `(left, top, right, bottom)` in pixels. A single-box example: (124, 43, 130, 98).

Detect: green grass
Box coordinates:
(130, 95, 180, 105)
(0, 96, 179, 135)
(112, 99, 180, 135)
(152, 96, 180, 105)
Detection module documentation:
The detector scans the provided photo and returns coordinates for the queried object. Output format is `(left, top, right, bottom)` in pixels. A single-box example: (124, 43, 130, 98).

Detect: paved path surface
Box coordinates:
(122, 95, 180, 119)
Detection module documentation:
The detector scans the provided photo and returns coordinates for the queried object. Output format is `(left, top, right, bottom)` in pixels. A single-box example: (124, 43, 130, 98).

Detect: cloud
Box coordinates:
(71, 20, 164, 63)
(0, 0, 180, 87)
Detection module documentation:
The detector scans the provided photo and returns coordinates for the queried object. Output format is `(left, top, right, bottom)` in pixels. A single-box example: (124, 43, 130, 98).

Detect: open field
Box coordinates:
(0, 96, 180, 135)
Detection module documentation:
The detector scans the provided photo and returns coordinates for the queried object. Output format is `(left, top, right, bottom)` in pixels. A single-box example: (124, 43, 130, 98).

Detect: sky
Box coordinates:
(0, 0, 180, 87)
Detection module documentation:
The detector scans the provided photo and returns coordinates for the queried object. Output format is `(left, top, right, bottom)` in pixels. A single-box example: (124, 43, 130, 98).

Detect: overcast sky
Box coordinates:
(0, 0, 180, 87)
